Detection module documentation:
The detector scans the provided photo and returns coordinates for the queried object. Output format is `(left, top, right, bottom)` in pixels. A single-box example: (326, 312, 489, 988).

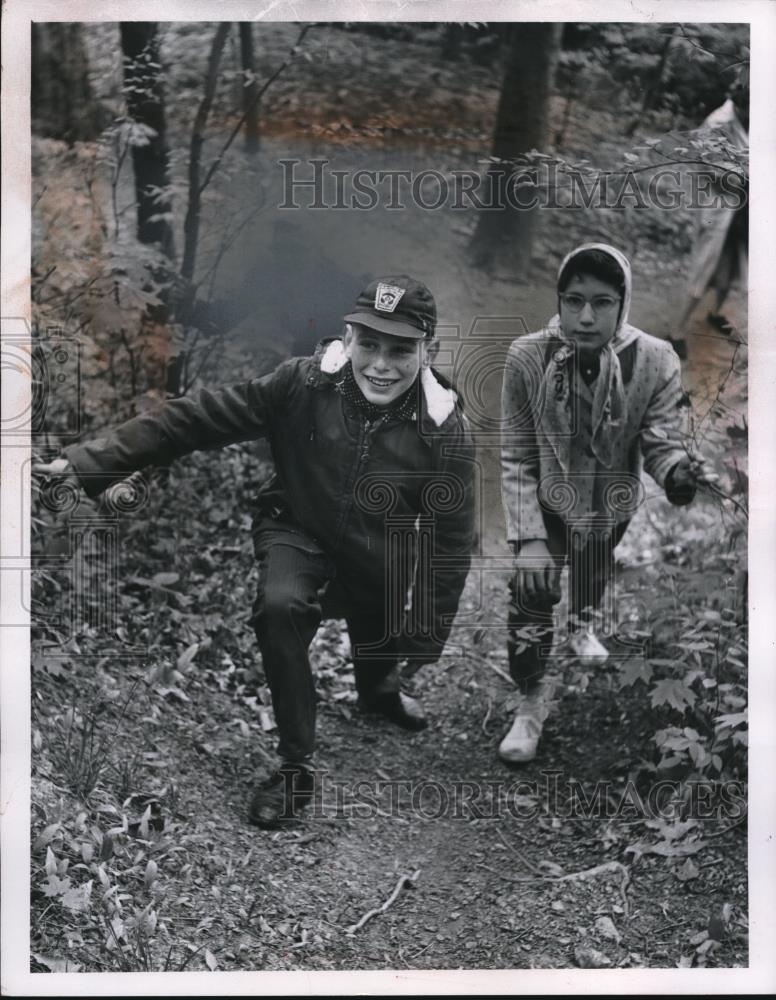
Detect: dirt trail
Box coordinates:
(176, 138, 748, 972)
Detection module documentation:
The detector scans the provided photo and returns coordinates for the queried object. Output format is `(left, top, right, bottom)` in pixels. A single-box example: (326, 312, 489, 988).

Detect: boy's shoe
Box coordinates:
(567, 629, 609, 666)
(358, 691, 428, 731)
(248, 763, 315, 829)
(498, 687, 552, 765)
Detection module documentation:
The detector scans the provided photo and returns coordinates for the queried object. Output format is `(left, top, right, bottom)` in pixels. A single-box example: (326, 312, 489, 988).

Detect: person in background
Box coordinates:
(677, 96, 748, 341)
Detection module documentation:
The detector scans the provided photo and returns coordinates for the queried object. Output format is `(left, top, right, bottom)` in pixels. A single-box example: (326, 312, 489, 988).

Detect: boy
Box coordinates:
(499, 243, 714, 765)
(36, 275, 476, 826)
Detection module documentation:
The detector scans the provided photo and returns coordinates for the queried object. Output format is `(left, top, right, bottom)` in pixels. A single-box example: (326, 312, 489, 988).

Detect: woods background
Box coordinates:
(7, 12, 759, 980)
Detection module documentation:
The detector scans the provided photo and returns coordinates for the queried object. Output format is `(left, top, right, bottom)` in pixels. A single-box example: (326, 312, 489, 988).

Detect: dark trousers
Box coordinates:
(251, 527, 399, 763)
(508, 515, 630, 693)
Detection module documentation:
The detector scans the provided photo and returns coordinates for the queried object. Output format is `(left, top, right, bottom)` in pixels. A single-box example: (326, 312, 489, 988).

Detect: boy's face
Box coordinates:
(344, 325, 430, 407)
(559, 274, 622, 353)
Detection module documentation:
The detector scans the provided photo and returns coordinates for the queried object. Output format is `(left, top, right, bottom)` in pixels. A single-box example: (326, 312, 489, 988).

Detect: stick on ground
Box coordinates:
(345, 870, 421, 935)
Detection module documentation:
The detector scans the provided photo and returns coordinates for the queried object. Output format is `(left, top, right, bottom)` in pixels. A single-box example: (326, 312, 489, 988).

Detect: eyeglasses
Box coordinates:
(559, 293, 620, 315)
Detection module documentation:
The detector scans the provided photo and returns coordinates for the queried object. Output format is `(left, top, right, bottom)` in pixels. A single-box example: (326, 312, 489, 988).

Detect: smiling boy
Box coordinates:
(36, 275, 476, 827)
(499, 244, 713, 764)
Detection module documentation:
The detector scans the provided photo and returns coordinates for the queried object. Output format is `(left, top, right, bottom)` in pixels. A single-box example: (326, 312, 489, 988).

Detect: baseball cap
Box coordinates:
(344, 274, 436, 340)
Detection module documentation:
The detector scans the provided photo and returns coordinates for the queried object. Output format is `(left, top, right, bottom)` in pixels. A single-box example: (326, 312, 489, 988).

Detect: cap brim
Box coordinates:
(343, 311, 429, 339)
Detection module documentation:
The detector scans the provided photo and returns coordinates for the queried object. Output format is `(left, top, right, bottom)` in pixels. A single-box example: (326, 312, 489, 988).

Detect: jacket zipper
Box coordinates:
(333, 415, 375, 550)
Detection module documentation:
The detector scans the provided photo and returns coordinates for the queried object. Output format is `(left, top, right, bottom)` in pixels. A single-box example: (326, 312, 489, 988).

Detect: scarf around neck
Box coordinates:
(540, 333, 628, 470)
(336, 361, 418, 424)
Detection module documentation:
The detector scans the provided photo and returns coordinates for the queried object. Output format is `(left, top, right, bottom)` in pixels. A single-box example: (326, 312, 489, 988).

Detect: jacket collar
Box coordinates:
(315, 339, 457, 428)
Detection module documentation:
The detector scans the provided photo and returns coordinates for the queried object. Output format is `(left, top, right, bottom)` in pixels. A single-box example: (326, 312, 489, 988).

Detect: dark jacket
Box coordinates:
(65, 339, 477, 663)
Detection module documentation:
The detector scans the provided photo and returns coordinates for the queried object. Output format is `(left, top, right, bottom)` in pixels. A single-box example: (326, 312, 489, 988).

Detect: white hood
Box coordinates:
(550, 242, 639, 352)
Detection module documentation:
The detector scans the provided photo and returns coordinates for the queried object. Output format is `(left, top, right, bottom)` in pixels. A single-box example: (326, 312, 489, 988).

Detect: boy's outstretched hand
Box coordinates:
(32, 458, 81, 489)
(33, 457, 79, 481)
(515, 540, 561, 604)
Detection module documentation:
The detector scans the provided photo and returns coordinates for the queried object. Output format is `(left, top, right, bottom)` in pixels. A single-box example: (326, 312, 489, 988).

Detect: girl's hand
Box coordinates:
(515, 540, 561, 604)
(673, 456, 719, 488)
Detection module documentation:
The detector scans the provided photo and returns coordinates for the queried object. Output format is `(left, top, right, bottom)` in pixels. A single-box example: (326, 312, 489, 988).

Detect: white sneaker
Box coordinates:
(567, 629, 609, 666)
(498, 686, 553, 764)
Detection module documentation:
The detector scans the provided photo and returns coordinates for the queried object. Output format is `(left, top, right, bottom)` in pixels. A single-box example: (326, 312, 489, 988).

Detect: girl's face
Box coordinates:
(559, 274, 622, 352)
(344, 324, 431, 407)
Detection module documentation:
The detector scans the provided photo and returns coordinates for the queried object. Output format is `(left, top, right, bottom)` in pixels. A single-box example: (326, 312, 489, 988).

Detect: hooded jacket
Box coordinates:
(501, 243, 692, 545)
(65, 339, 476, 663)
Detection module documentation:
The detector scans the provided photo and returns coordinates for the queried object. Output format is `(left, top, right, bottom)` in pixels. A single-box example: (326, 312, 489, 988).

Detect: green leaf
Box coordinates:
(714, 711, 747, 730)
(617, 659, 654, 688)
(650, 679, 697, 713)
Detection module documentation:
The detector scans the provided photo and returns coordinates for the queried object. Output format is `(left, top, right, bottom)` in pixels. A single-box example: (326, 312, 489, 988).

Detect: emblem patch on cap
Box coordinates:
(374, 282, 406, 313)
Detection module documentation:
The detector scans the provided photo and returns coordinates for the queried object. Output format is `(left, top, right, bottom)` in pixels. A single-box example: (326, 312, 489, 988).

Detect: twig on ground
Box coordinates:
(481, 696, 493, 735)
(495, 827, 543, 876)
(478, 657, 514, 686)
(345, 869, 421, 935)
(556, 860, 632, 916)
(408, 939, 434, 961)
(703, 815, 747, 838)
(475, 862, 533, 884)
(476, 857, 632, 915)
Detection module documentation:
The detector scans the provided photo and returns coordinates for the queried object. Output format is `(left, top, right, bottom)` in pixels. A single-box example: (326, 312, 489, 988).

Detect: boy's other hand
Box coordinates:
(515, 540, 561, 604)
(33, 458, 80, 486)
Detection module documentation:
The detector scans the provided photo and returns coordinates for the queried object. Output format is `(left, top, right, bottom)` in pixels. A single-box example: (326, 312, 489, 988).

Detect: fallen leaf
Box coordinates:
(145, 859, 158, 887)
(33, 953, 82, 973)
(676, 858, 700, 882)
(45, 846, 58, 875)
(41, 874, 72, 897)
(205, 948, 219, 971)
(708, 903, 732, 941)
(258, 707, 276, 732)
(594, 915, 622, 943)
(574, 944, 612, 968)
(176, 642, 199, 671)
(33, 823, 61, 853)
(61, 880, 93, 913)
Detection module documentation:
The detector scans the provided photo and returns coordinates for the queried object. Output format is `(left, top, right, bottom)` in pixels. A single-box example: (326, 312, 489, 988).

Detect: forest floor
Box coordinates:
(29, 22, 748, 977)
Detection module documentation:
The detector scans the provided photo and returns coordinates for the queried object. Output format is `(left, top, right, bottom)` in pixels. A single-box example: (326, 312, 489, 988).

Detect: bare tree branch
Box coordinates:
(181, 22, 231, 282)
(196, 22, 316, 200)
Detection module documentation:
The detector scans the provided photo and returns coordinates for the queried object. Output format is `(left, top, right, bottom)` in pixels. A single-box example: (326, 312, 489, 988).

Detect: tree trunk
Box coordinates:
(31, 23, 103, 142)
(119, 22, 175, 259)
(625, 26, 680, 135)
(181, 22, 231, 283)
(470, 23, 562, 270)
(238, 23, 260, 152)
